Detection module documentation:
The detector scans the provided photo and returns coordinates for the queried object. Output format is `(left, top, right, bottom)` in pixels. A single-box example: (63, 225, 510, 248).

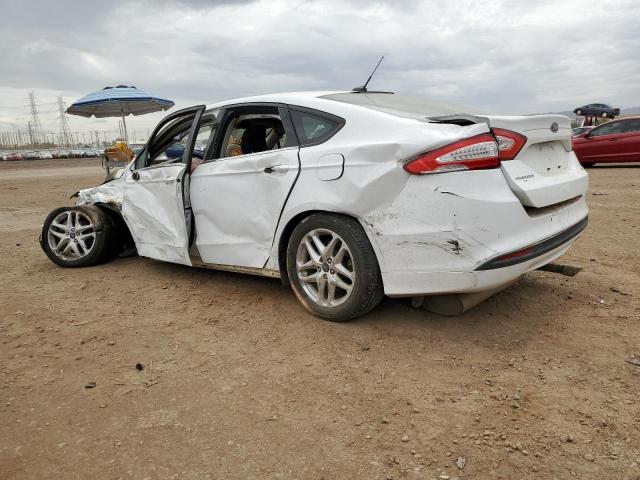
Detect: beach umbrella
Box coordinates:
(66, 85, 174, 142)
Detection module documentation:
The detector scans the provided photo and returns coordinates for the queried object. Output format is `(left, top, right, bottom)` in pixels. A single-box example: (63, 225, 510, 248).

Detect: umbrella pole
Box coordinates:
(121, 113, 129, 144)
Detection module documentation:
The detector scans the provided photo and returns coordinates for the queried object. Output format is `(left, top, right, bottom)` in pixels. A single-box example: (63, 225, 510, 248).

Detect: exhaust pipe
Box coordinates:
(420, 261, 583, 315)
(537, 262, 582, 277)
(422, 279, 519, 316)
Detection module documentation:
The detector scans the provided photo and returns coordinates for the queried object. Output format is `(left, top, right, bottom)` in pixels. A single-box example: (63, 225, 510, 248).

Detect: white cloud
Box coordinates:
(0, 0, 638, 136)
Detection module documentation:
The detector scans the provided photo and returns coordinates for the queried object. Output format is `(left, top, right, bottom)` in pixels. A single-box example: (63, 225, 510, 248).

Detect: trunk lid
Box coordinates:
(487, 114, 588, 208)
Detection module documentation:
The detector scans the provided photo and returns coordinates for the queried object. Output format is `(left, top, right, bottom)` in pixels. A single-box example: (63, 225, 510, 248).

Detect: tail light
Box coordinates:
(403, 134, 499, 175)
(491, 128, 527, 160)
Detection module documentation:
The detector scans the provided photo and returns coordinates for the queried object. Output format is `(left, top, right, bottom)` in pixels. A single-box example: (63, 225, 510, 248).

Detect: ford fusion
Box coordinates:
(40, 91, 589, 321)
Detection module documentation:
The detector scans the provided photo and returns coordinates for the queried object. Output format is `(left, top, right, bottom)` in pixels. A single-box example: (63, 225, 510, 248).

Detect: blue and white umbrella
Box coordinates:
(67, 85, 174, 142)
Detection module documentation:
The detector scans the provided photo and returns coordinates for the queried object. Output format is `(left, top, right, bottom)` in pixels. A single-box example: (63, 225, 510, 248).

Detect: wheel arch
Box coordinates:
(275, 208, 385, 286)
(92, 202, 136, 253)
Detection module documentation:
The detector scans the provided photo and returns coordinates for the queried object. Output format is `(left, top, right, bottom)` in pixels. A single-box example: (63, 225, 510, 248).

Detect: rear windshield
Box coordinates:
(320, 92, 486, 119)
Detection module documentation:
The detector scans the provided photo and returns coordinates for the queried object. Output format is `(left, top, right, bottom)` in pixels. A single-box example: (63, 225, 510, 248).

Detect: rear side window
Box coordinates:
(623, 119, 640, 133)
(589, 121, 625, 137)
(290, 108, 344, 146)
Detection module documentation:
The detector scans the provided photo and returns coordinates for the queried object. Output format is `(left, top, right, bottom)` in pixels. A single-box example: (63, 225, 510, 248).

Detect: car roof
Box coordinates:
(206, 91, 350, 110)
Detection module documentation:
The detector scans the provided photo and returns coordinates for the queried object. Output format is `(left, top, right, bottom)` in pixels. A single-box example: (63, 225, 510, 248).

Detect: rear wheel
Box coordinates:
(286, 213, 384, 321)
(41, 206, 114, 268)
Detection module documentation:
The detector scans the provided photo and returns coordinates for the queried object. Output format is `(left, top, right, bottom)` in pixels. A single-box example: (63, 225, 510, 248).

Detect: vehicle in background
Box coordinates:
(3, 152, 24, 161)
(572, 126, 594, 137)
(573, 104, 620, 118)
(573, 117, 640, 167)
(22, 151, 40, 160)
(164, 142, 205, 160)
(40, 91, 589, 321)
(54, 150, 71, 158)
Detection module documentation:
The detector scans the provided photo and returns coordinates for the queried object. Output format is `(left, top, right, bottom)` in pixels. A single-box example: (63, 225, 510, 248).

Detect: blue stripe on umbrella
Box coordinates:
(67, 85, 175, 118)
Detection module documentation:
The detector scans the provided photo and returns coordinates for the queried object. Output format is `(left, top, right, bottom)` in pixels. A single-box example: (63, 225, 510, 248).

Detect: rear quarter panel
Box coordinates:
(265, 105, 489, 271)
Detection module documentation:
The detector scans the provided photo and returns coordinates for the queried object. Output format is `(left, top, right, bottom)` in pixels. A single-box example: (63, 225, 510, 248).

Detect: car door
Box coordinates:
(579, 120, 626, 163)
(122, 105, 205, 265)
(190, 104, 300, 269)
(619, 119, 640, 161)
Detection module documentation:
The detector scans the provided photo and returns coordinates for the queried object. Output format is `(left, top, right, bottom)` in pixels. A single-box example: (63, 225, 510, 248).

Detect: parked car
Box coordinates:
(572, 117, 640, 166)
(572, 126, 594, 137)
(39, 91, 589, 321)
(573, 103, 620, 118)
(4, 152, 23, 161)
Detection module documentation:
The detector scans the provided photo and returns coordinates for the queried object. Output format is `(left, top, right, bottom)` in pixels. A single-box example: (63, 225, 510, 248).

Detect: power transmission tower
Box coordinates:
(27, 122, 34, 148)
(57, 96, 73, 148)
(27, 91, 43, 146)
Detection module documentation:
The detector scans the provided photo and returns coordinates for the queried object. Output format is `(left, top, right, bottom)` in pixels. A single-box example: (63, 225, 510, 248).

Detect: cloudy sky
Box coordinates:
(1, 0, 638, 140)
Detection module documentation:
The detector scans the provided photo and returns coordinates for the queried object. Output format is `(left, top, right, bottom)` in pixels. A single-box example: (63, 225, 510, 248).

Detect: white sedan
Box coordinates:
(40, 91, 589, 321)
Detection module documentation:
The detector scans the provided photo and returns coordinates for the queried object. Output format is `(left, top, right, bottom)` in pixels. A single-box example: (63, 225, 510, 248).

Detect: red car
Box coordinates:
(3, 152, 24, 161)
(573, 117, 640, 166)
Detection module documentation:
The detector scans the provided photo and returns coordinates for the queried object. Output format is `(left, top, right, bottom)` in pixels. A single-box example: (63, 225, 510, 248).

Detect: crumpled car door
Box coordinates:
(122, 163, 192, 265)
(121, 105, 205, 265)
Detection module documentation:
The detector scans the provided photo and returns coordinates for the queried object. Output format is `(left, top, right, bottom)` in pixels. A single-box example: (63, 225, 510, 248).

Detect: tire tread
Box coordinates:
(286, 213, 384, 322)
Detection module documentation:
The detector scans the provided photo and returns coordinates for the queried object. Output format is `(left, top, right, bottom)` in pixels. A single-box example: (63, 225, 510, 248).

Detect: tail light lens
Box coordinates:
(403, 134, 499, 175)
(491, 128, 527, 160)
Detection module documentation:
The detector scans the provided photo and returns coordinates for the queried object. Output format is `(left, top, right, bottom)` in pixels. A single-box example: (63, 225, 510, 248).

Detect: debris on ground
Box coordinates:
(625, 357, 640, 367)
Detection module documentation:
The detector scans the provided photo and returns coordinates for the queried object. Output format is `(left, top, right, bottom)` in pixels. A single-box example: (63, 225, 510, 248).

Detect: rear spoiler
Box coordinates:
(428, 114, 490, 126)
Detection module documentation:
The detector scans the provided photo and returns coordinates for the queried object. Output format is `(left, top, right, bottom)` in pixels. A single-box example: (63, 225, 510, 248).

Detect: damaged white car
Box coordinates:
(40, 91, 589, 321)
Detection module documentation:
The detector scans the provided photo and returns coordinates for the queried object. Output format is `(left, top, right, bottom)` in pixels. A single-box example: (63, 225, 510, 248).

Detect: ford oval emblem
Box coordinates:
(550, 122, 559, 133)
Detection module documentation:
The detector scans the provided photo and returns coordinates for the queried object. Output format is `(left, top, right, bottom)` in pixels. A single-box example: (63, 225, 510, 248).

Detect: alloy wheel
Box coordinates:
(295, 228, 355, 307)
(47, 210, 96, 261)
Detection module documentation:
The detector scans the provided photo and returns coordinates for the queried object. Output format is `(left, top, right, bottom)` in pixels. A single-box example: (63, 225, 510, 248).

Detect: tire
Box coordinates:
(41, 205, 114, 268)
(576, 109, 582, 116)
(287, 213, 384, 321)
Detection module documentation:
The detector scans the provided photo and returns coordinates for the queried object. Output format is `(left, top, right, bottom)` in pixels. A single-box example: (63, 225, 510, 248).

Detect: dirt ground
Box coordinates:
(1, 158, 639, 480)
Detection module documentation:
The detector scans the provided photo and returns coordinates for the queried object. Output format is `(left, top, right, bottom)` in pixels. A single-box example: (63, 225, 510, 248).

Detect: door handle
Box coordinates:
(264, 165, 289, 174)
(131, 171, 140, 181)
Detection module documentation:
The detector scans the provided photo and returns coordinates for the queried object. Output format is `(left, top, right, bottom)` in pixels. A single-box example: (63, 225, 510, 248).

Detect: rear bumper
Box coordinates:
(383, 233, 582, 297)
(476, 216, 588, 270)
(360, 168, 589, 297)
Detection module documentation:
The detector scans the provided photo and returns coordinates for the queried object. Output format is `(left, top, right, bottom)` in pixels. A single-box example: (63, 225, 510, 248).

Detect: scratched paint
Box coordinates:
(69, 91, 589, 302)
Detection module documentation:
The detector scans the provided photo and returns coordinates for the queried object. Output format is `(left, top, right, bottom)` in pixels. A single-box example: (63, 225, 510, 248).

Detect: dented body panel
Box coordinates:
(70, 90, 589, 302)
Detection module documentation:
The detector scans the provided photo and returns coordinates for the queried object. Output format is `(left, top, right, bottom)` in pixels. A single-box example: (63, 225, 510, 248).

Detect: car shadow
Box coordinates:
(127, 256, 572, 350)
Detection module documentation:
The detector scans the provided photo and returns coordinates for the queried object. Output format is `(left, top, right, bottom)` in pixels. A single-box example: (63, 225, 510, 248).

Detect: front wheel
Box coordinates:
(41, 206, 113, 268)
(286, 213, 384, 321)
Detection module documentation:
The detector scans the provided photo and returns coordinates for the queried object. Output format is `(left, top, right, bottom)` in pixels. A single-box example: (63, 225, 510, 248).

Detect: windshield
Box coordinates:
(321, 92, 487, 119)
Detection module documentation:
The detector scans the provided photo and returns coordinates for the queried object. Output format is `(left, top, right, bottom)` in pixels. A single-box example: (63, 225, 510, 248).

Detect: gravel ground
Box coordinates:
(1, 159, 639, 480)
